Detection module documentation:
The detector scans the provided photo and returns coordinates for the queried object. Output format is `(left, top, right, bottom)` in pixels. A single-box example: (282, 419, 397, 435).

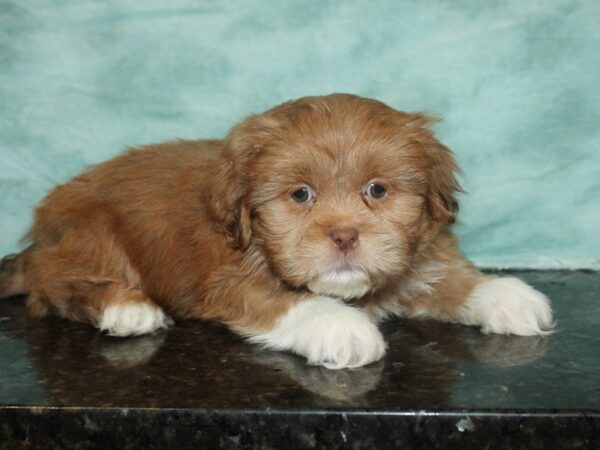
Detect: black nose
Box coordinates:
(330, 227, 360, 252)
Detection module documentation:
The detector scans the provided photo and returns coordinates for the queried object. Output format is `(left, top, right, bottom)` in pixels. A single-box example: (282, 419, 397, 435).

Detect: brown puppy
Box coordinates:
(0, 94, 554, 369)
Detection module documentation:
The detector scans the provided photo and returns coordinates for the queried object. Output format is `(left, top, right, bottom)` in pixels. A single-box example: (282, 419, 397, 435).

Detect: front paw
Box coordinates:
(248, 296, 387, 369)
(458, 277, 554, 336)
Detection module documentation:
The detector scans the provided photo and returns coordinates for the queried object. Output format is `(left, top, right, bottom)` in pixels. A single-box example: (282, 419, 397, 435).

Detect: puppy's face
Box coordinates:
(225, 94, 459, 299)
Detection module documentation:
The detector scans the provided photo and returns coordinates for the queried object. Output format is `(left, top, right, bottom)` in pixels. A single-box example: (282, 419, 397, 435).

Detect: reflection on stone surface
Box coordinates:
(245, 350, 385, 403)
(467, 334, 550, 368)
(0, 271, 598, 410)
(396, 319, 550, 368)
(98, 333, 167, 369)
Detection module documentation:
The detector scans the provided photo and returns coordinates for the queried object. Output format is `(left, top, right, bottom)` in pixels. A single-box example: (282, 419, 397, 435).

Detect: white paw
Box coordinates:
(458, 277, 554, 336)
(246, 296, 386, 369)
(99, 303, 173, 337)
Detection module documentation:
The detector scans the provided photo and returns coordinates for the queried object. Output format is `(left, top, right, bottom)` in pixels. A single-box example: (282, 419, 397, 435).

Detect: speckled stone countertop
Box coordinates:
(1, 271, 599, 449)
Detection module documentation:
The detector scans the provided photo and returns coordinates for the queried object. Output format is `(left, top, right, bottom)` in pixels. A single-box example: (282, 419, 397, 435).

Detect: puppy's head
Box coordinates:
(217, 94, 460, 299)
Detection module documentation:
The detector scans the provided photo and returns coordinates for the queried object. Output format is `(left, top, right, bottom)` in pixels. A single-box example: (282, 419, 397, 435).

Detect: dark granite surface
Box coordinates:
(1, 270, 599, 449)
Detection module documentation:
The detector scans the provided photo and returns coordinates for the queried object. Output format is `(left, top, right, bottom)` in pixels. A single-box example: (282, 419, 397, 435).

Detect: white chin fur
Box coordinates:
(307, 270, 371, 300)
(99, 303, 173, 337)
(458, 277, 555, 336)
(245, 296, 386, 369)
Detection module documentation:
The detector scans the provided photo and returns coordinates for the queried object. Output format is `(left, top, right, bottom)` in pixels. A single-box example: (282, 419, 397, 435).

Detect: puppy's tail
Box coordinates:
(0, 246, 33, 299)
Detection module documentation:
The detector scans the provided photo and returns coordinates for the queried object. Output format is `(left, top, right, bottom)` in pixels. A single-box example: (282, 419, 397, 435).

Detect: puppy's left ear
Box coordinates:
(408, 114, 462, 224)
(428, 140, 461, 224)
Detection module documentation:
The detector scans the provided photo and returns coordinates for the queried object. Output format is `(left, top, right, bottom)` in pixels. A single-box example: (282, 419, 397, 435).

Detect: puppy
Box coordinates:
(0, 94, 554, 369)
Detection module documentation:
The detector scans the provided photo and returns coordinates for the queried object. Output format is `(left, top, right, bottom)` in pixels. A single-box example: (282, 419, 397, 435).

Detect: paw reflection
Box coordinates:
(393, 319, 551, 368)
(97, 333, 166, 368)
(247, 350, 384, 402)
(466, 334, 549, 367)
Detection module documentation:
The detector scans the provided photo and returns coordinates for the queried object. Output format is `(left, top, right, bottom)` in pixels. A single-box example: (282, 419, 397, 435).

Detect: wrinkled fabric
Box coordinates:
(0, 0, 598, 268)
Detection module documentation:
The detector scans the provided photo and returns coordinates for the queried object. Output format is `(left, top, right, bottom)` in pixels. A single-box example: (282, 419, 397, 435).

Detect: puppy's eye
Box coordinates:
(291, 187, 314, 203)
(366, 182, 387, 199)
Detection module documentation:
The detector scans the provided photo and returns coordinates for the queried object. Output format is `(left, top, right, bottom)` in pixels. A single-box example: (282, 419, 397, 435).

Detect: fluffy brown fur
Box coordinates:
(0, 94, 553, 368)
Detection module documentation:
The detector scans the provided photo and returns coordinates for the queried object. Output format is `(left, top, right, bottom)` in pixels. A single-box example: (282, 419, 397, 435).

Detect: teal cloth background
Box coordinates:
(0, 0, 598, 268)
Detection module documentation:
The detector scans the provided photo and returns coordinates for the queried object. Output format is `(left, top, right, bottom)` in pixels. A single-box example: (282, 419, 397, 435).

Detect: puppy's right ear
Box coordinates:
(205, 158, 252, 250)
(206, 114, 279, 250)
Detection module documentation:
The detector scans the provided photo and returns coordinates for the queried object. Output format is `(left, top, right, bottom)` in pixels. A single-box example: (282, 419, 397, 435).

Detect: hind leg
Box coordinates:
(26, 229, 172, 336)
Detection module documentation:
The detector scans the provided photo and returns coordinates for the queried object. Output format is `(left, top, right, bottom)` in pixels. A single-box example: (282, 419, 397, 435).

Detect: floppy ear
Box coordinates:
(406, 114, 462, 224)
(427, 139, 461, 224)
(206, 114, 279, 249)
(204, 158, 251, 250)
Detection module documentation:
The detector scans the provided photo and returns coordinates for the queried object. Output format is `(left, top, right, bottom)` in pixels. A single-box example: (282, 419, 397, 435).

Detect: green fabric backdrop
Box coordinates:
(1, 0, 598, 268)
